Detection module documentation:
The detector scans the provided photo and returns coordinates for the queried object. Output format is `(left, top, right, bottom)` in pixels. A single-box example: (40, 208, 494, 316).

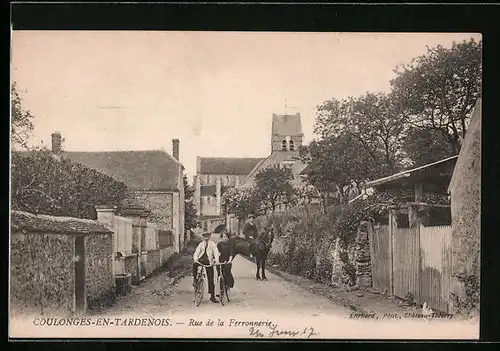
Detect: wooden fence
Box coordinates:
(368, 212, 452, 313)
(113, 216, 133, 255)
(419, 225, 452, 313)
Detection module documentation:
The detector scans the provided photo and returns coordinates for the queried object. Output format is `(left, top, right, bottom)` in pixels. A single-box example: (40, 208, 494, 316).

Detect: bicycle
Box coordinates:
(193, 261, 231, 306)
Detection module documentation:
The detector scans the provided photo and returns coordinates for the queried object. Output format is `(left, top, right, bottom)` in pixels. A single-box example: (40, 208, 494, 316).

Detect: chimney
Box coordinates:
(51, 131, 62, 154)
(172, 139, 180, 161)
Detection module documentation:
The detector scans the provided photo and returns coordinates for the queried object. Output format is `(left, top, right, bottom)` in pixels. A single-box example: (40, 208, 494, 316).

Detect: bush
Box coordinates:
(254, 193, 390, 286)
(450, 274, 480, 315)
(11, 150, 128, 219)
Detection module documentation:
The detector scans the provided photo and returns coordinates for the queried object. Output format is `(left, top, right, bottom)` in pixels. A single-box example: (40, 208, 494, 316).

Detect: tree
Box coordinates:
(390, 38, 482, 155)
(315, 92, 407, 176)
(254, 165, 297, 213)
(402, 127, 453, 167)
(299, 134, 378, 208)
(11, 149, 128, 219)
(183, 175, 198, 233)
(221, 186, 261, 221)
(11, 82, 34, 150)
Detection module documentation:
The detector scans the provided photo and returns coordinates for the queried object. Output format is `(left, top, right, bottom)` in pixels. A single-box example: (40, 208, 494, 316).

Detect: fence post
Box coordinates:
(408, 203, 422, 303)
(388, 209, 395, 295)
(96, 205, 116, 279)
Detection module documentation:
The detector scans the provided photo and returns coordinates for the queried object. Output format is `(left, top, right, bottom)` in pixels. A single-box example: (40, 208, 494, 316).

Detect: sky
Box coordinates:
(11, 31, 481, 181)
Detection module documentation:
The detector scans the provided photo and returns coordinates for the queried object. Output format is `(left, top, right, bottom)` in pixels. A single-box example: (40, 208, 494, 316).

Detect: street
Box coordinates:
(9, 248, 479, 339)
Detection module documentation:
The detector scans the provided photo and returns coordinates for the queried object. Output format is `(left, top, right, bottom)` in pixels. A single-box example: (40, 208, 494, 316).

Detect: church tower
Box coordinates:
(271, 113, 303, 153)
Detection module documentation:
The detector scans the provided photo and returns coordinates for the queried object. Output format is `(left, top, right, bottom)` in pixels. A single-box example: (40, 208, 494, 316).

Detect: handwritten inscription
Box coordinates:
(249, 325, 318, 339)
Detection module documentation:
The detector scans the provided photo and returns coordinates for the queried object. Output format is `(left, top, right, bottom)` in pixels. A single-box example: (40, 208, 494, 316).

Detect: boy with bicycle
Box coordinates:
(192, 230, 220, 303)
(214, 225, 235, 293)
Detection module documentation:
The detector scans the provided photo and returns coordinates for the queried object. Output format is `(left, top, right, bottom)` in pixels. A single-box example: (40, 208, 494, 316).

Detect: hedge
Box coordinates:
(11, 150, 128, 219)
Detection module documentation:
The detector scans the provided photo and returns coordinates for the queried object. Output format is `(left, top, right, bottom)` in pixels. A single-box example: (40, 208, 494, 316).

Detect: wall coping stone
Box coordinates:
(10, 211, 113, 235)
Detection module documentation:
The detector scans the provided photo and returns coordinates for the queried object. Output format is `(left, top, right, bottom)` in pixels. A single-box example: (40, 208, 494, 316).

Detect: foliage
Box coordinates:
(450, 274, 480, 316)
(299, 136, 372, 198)
(390, 38, 482, 155)
(221, 186, 261, 220)
(183, 175, 197, 232)
(11, 82, 34, 150)
(402, 127, 453, 167)
(314, 92, 407, 176)
(303, 39, 481, 196)
(254, 164, 297, 213)
(11, 148, 128, 219)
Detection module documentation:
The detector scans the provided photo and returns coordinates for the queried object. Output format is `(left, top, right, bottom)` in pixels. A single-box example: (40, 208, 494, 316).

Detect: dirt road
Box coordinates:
(9, 241, 479, 339)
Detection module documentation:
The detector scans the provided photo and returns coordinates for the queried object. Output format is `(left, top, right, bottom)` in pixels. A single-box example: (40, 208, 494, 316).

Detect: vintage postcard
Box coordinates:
(9, 30, 481, 340)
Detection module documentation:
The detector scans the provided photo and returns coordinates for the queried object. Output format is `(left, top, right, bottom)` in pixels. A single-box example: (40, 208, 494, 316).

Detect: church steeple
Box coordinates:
(271, 113, 303, 153)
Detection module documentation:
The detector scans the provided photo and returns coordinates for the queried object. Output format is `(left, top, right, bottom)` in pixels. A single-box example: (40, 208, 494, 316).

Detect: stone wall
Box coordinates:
(449, 100, 481, 311)
(354, 221, 372, 288)
(133, 191, 173, 231)
(329, 238, 357, 288)
(10, 231, 74, 315)
(124, 254, 139, 284)
(160, 247, 176, 266)
(9, 210, 114, 316)
(147, 249, 162, 275)
(85, 234, 115, 309)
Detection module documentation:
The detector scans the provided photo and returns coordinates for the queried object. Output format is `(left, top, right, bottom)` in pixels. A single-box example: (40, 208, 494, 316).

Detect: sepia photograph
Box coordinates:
(9, 30, 481, 339)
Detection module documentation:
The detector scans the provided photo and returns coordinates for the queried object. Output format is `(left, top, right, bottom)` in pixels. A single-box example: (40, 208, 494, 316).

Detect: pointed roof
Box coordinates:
(272, 113, 303, 136)
(198, 157, 265, 175)
(241, 150, 302, 188)
(61, 150, 182, 191)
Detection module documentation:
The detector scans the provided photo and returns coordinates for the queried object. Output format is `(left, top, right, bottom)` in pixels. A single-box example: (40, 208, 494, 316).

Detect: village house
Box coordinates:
(193, 157, 264, 232)
(49, 132, 186, 254)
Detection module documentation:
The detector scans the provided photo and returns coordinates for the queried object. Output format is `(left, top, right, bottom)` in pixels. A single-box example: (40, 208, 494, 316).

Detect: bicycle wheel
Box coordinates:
(194, 274, 204, 306)
(220, 275, 230, 305)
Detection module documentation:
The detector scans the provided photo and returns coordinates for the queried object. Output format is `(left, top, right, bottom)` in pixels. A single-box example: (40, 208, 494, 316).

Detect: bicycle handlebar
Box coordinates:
(195, 261, 231, 267)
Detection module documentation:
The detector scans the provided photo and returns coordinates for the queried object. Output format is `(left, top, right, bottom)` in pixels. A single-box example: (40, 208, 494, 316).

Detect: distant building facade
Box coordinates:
(47, 133, 186, 253)
(193, 157, 264, 232)
(195, 112, 319, 233)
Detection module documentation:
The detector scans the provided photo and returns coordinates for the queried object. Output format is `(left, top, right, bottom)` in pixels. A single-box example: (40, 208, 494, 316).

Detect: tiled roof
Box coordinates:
(10, 210, 112, 235)
(60, 150, 182, 191)
(198, 157, 265, 175)
(272, 114, 302, 136)
(241, 150, 301, 188)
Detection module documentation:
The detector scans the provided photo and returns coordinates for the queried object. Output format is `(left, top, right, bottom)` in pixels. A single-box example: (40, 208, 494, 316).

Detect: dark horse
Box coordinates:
(229, 226, 275, 281)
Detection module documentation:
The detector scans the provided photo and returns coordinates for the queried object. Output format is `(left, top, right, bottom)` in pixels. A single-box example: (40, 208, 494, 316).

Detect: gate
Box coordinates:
(367, 206, 452, 313)
(392, 226, 420, 302)
(368, 224, 392, 293)
(419, 225, 452, 313)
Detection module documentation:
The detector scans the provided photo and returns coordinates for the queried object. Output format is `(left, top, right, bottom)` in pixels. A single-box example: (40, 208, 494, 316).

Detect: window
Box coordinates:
(282, 139, 287, 150)
(207, 196, 211, 204)
(289, 139, 295, 151)
(226, 176, 230, 185)
(207, 175, 211, 183)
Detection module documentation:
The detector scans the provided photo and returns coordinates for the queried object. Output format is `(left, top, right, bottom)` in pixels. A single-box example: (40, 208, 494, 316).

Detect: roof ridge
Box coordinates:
(63, 149, 166, 153)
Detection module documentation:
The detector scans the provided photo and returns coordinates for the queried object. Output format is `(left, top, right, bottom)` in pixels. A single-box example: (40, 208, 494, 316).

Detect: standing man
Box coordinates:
(192, 231, 220, 303)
